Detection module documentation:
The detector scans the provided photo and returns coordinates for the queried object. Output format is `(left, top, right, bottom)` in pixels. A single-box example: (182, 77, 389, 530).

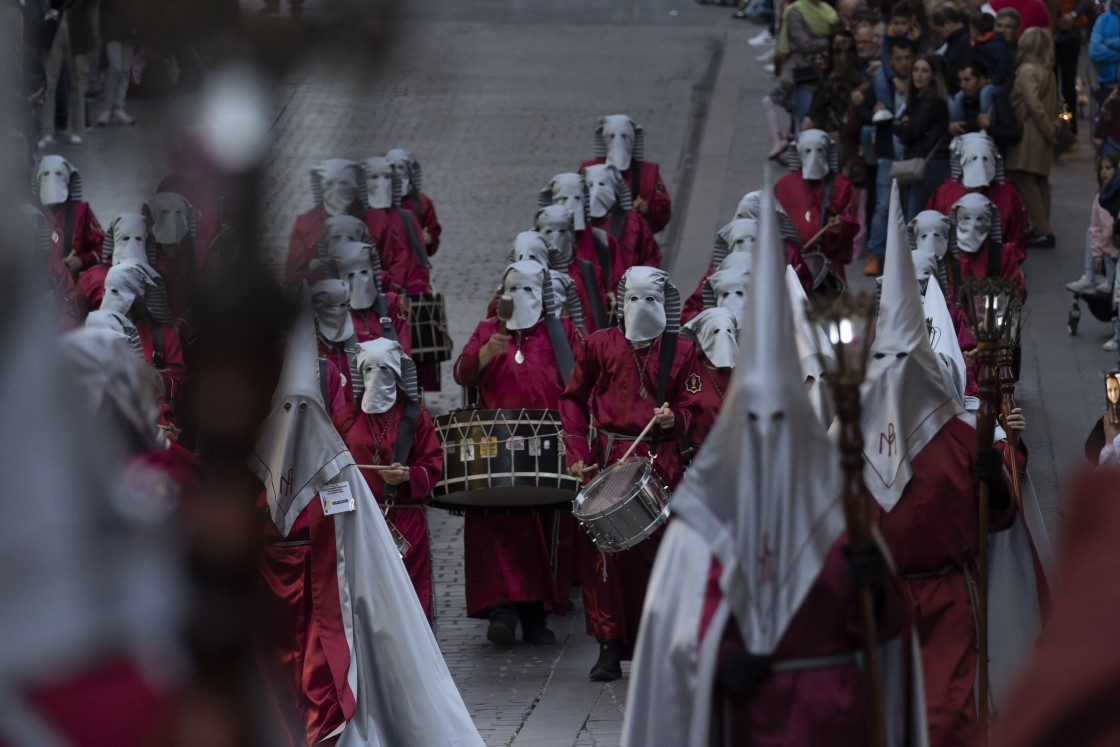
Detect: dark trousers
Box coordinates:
(1055, 36, 1082, 133)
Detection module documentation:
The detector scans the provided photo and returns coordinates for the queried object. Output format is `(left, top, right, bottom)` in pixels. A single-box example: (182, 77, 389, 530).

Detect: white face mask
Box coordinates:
(796, 130, 832, 181)
(549, 173, 587, 231)
(600, 115, 636, 172)
(621, 269, 667, 342)
(311, 280, 356, 342)
(909, 211, 950, 259)
(329, 241, 380, 310)
(37, 156, 73, 206)
(364, 158, 394, 210)
(958, 140, 997, 189)
(690, 309, 739, 368)
(502, 264, 545, 331)
(535, 207, 575, 264)
(322, 215, 369, 254)
(343, 266, 378, 310)
(145, 193, 192, 245)
(385, 150, 414, 195)
(316, 160, 360, 217)
(911, 248, 939, 280)
(723, 219, 758, 255)
(511, 231, 551, 268)
(102, 263, 150, 315)
(356, 338, 405, 414)
(735, 191, 762, 220)
(709, 272, 749, 326)
(953, 197, 993, 254)
(584, 165, 618, 219)
(111, 214, 150, 265)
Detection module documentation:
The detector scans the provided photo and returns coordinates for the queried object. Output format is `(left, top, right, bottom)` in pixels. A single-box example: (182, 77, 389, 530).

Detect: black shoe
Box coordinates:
(589, 640, 623, 681)
(1030, 233, 1056, 249)
(516, 602, 557, 645)
(486, 604, 517, 645)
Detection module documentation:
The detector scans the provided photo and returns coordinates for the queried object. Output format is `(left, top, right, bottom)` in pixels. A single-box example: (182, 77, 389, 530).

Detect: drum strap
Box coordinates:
(590, 228, 613, 289)
(987, 240, 1003, 279)
(655, 332, 676, 407)
(399, 209, 432, 269)
(384, 401, 420, 501)
(629, 161, 642, 211)
(544, 316, 574, 384)
(577, 259, 609, 330)
(609, 203, 626, 241)
(62, 201, 76, 260)
(818, 176, 834, 235)
(375, 294, 397, 342)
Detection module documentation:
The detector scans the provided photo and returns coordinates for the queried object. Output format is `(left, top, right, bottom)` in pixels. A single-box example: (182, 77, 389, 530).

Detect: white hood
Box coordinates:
(356, 337, 404, 415)
(584, 163, 621, 219)
(108, 213, 151, 265)
(952, 192, 995, 255)
(683, 307, 738, 369)
(102, 259, 168, 321)
(598, 114, 638, 172)
(85, 309, 145, 359)
(953, 132, 999, 189)
(535, 206, 576, 266)
(620, 266, 669, 342)
(362, 156, 396, 210)
(706, 260, 750, 327)
(329, 240, 381, 311)
(861, 183, 963, 512)
(321, 215, 373, 259)
(35, 155, 76, 206)
(735, 190, 762, 220)
(144, 192, 193, 246)
(510, 230, 553, 268)
(384, 148, 418, 195)
(795, 129, 833, 181)
(546, 173, 587, 231)
(311, 278, 357, 343)
(501, 260, 546, 331)
(313, 159, 362, 217)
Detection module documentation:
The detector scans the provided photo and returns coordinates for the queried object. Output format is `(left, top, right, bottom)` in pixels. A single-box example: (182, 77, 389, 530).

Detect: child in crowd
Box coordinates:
(968, 12, 1011, 101)
(1066, 154, 1120, 350)
(880, 2, 928, 79)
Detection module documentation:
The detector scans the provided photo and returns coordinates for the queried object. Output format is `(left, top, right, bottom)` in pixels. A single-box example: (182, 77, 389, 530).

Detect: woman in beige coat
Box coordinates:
(1006, 27, 1060, 247)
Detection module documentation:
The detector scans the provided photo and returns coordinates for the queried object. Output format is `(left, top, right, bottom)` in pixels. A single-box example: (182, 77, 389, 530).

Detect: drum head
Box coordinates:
(576, 458, 648, 517)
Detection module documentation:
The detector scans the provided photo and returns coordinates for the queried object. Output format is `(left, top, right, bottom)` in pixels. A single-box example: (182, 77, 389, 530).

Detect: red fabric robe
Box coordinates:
(689, 363, 731, 450)
(363, 207, 431, 295)
(580, 159, 672, 234)
(992, 468, 1120, 747)
(454, 317, 583, 617)
(698, 541, 911, 746)
(349, 293, 412, 353)
(286, 203, 363, 286)
(44, 201, 104, 327)
(339, 404, 442, 621)
(560, 327, 702, 651)
(927, 180, 1030, 267)
(137, 321, 187, 413)
(774, 172, 859, 280)
(575, 227, 628, 289)
(872, 417, 1016, 747)
(255, 488, 355, 747)
(400, 193, 441, 257)
(590, 210, 661, 273)
(946, 240, 1025, 299)
(150, 241, 196, 321)
(317, 338, 356, 411)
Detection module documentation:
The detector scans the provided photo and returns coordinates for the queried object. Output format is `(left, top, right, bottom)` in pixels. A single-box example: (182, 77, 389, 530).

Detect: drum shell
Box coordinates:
(433, 408, 580, 512)
(573, 457, 669, 553)
(408, 292, 453, 364)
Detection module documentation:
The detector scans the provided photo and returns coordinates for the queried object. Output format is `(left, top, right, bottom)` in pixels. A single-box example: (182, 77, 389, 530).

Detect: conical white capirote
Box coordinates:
(861, 181, 962, 512)
(922, 279, 967, 405)
(273, 284, 324, 409)
(668, 169, 844, 655)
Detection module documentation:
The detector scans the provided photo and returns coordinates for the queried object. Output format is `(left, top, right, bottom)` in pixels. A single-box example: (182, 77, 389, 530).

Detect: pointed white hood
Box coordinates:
(249, 288, 353, 537)
(785, 265, 836, 425)
(861, 182, 963, 512)
(922, 280, 969, 409)
(310, 278, 356, 343)
(670, 176, 844, 655)
(682, 307, 738, 369)
(735, 191, 762, 220)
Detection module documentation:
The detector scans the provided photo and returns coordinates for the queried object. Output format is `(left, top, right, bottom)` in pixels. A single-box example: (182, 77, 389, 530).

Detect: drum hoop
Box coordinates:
(573, 457, 654, 518)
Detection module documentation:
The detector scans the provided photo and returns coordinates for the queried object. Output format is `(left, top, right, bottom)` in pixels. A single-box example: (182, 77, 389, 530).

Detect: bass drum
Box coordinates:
(432, 408, 581, 513)
(407, 292, 453, 364)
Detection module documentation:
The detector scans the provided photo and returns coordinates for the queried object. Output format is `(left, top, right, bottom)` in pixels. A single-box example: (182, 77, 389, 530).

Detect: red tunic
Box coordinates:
(681, 248, 811, 322)
(927, 180, 1030, 267)
(946, 239, 1025, 299)
(400, 193, 441, 257)
(364, 207, 431, 295)
(349, 293, 411, 353)
(454, 317, 583, 617)
(689, 363, 731, 450)
(575, 227, 627, 295)
(581, 159, 672, 234)
(255, 488, 355, 746)
(150, 241, 196, 320)
(137, 321, 187, 412)
(872, 417, 1016, 747)
(317, 339, 356, 410)
(698, 542, 910, 746)
(590, 210, 662, 273)
(44, 201, 104, 325)
(560, 327, 702, 650)
(774, 172, 859, 280)
(339, 404, 443, 620)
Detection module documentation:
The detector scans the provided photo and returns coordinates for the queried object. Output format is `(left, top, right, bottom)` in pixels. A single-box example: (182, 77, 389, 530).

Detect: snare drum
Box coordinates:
(573, 457, 669, 553)
(432, 408, 580, 513)
(407, 292, 453, 364)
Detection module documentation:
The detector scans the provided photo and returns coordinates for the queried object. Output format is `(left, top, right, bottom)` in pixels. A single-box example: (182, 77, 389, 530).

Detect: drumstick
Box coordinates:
(803, 216, 841, 250)
(620, 403, 668, 463)
(356, 464, 398, 471)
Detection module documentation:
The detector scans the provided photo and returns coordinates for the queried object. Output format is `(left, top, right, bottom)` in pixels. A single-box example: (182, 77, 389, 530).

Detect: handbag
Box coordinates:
(889, 132, 947, 186)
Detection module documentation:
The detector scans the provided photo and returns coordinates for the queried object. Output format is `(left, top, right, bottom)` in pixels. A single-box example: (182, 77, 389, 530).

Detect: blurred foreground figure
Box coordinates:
(0, 323, 186, 746)
(994, 468, 1120, 747)
(250, 292, 481, 747)
(622, 188, 923, 747)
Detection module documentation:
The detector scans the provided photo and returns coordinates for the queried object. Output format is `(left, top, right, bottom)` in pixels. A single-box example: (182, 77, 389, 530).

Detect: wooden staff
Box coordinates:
(997, 347, 1023, 503)
(831, 383, 888, 747)
(973, 337, 1001, 744)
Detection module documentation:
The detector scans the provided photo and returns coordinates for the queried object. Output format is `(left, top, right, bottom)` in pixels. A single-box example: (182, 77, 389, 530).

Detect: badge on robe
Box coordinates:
(685, 372, 702, 394)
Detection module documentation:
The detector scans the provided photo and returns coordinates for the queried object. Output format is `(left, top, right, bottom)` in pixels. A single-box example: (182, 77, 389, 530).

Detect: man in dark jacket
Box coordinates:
(932, 7, 972, 93)
(948, 59, 1021, 156)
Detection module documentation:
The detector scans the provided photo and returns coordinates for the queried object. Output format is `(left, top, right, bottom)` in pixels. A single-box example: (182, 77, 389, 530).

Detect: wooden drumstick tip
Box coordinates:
(496, 293, 514, 334)
(621, 404, 668, 463)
